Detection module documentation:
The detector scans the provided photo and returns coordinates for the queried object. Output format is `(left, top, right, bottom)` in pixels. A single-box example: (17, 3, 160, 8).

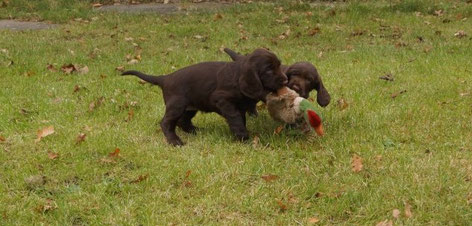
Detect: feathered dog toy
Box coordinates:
(266, 87, 324, 136)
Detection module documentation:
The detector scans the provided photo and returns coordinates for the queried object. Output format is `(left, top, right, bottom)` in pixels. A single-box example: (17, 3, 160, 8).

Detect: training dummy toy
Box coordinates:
(266, 87, 324, 136)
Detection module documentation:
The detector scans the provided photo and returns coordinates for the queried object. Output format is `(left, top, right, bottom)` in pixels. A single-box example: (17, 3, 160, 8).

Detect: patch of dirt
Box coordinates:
(0, 20, 58, 30)
(96, 2, 232, 14)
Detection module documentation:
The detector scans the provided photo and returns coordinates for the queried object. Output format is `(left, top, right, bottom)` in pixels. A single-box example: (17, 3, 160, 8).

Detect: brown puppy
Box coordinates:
(122, 48, 288, 146)
(224, 48, 330, 107)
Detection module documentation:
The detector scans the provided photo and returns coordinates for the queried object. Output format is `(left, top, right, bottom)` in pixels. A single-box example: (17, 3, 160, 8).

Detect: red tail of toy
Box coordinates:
(307, 110, 324, 136)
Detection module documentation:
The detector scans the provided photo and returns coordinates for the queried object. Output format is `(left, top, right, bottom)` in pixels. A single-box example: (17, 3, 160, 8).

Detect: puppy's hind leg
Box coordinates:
(160, 99, 187, 146)
(177, 110, 198, 134)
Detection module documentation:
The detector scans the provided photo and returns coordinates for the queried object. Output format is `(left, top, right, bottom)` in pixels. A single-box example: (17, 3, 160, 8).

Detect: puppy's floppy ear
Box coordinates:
(239, 61, 265, 100)
(316, 80, 331, 107)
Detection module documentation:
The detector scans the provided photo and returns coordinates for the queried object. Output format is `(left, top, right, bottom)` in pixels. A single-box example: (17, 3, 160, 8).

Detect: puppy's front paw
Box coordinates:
(235, 133, 249, 142)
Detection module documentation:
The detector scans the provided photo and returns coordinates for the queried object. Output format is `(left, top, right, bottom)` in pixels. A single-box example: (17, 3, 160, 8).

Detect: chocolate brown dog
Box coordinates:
(224, 48, 330, 109)
(122, 48, 288, 146)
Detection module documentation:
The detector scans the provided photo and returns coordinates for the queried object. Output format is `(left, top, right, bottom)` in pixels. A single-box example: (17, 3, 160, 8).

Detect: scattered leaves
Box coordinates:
(109, 148, 120, 158)
(351, 154, 363, 173)
(130, 174, 149, 183)
(379, 73, 394, 82)
(392, 209, 401, 219)
(76, 133, 86, 144)
(47, 151, 59, 160)
(36, 199, 57, 213)
(46, 64, 57, 72)
(252, 135, 260, 148)
(308, 27, 321, 36)
(337, 98, 349, 110)
(89, 96, 105, 111)
(391, 90, 407, 98)
(61, 64, 77, 74)
(115, 66, 125, 72)
(274, 125, 284, 135)
(35, 126, 55, 142)
(276, 199, 288, 212)
(404, 202, 413, 218)
(376, 220, 393, 226)
(308, 217, 320, 224)
(261, 174, 278, 182)
(454, 30, 467, 38)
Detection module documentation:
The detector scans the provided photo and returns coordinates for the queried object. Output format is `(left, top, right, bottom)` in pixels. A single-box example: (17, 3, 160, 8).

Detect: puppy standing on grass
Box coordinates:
(122, 48, 288, 146)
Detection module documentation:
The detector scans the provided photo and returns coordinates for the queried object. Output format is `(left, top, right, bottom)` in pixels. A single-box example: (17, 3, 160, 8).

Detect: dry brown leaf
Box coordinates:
(274, 125, 284, 135)
(76, 133, 86, 144)
(308, 217, 320, 224)
(100, 158, 116, 164)
(454, 30, 467, 38)
(115, 66, 125, 72)
(36, 199, 57, 213)
(392, 209, 401, 219)
(337, 98, 349, 110)
(89, 96, 105, 111)
(46, 64, 57, 72)
(276, 199, 288, 212)
(308, 27, 321, 36)
(47, 152, 59, 160)
(78, 65, 89, 74)
(130, 174, 149, 183)
(127, 59, 139, 65)
(214, 13, 223, 20)
(404, 202, 413, 218)
(61, 64, 77, 74)
(92, 3, 102, 7)
(73, 85, 81, 93)
(0, 135, 5, 142)
(109, 148, 120, 158)
(376, 220, 393, 226)
(391, 90, 407, 98)
(35, 126, 55, 142)
(261, 174, 278, 182)
(351, 154, 363, 173)
(126, 109, 134, 122)
(252, 135, 260, 148)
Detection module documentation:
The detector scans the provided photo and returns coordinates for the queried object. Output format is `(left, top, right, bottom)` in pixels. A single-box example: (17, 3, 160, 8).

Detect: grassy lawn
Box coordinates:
(1, 0, 472, 224)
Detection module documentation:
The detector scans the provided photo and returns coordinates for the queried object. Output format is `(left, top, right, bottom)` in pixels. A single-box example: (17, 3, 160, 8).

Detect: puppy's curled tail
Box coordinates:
(223, 48, 244, 61)
(121, 70, 165, 87)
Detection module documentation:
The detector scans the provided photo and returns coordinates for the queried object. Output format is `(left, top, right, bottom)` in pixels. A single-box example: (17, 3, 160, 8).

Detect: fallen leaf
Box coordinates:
(185, 170, 191, 179)
(78, 65, 89, 74)
(252, 135, 260, 148)
(89, 96, 105, 111)
(214, 13, 223, 20)
(376, 220, 393, 226)
(351, 154, 363, 173)
(194, 35, 204, 39)
(308, 217, 320, 224)
(278, 29, 291, 40)
(0, 135, 5, 142)
(76, 133, 86, 144)
(276, 199, 288, 212)
(337, 98, 349, 110)
(350, 29, 365, 36)
(274, 125, 284, 135)
(124, 37, 134, 42)
(47, 151, 59, 160)
(392, 209, 400, 219)
(61, 63, 77, 74)
(6, 60, 13, 67)
(100, 158, 116, 164)
(126, 109, 134, 122)
(460, 92, 470, 97)
(92, 3, 102, 8)
(130, 174, 148, 183)
(109, 148, 120, 158)
(308, 27, 321, 36)
(404, 202, 413, 218)
(115, 66, 125, 72)
(379, 73, 394, 81)
(36, 199, 56, 213)
(35, 126, 55, 142)
(454, 30, 467, 38)
(433, 9, 444, 17)
(261, 174, 278, 182)
(73, 85, 81, 93)
(25, 175, 46, 190)
(46, 64, 57, 72)
(127, 59, 139, 65)
(391, 90, 407, 98)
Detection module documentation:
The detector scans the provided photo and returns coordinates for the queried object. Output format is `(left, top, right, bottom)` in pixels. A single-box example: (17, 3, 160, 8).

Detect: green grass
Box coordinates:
(1, 0, 472, 224)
